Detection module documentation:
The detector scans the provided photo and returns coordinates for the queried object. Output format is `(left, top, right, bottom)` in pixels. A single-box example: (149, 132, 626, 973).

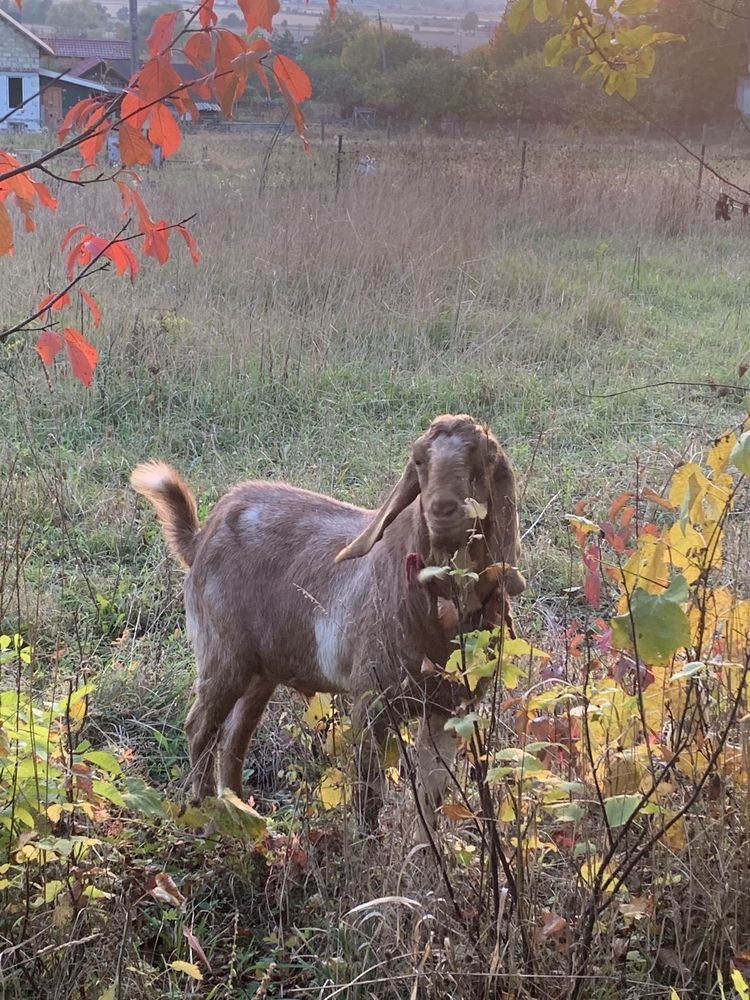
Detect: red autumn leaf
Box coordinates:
(58, 97, 98, 142)
(137, 56, 183, 106)
(184, 31, 212, 72)
(64, 327, 98, 387)
(148, 104, 181, 158)
(79, 112, 110, 166)
(328, 0, 336, 21)
(38, 291, 71, 313)
(118, 123, 153, 167)
(237, 0, 279, 33)
(144, 222, 170, 264)
(584, 568, 601, 608)
(121, 91, 151, 130)
(231, 37, 271, 78)
(214, 31, 249, 118)
(146, 10, 178, 56)
(274, 72, 308, 151)
(34, 182, 57, 211)
(36, 329, 63, 365)
(15, 195, 35, 232)
(177, 225, 200, 264)
(198, 0, 217, 28)
(79, 290, 102, 326)
(61, 224, 87, 251)
(273, 55, 312, 103)
(0, 202, 13, 256)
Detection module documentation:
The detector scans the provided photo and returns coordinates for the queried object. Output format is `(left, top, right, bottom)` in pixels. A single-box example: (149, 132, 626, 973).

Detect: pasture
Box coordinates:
(1, 129, 749, 998)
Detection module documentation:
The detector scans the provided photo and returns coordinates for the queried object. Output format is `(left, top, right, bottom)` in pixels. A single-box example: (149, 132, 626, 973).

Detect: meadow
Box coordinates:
(1, 127, 749, 998)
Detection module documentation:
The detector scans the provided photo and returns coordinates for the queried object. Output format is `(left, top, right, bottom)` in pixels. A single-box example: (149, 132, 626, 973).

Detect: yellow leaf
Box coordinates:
(303, 693, 333, 730)
(507, 0, 533, 33)
(47, 803, 63, 824)
(707, 432, 737, 479)
(533, 0, 548, 21)
(660, 812, 686, 851)
(319, 767, 347, 810)
(385, 765, 400, 785)
(170, 960, 203, 981)
(731, 968, 750, 1000)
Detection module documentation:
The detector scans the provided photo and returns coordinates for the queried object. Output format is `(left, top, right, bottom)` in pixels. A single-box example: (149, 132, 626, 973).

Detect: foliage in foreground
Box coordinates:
(1, 416, 750, 997)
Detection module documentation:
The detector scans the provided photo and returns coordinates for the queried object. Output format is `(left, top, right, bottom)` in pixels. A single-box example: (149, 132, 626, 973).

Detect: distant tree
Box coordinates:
(340, 25, 422, 78)
(461, 11, 478, 33)
(46, 0, 112, 35)
(303, 9, 367, 59)
(220, 10, 242, 27)
(116, 4, 128, 21)
(272, 26, 299, 58)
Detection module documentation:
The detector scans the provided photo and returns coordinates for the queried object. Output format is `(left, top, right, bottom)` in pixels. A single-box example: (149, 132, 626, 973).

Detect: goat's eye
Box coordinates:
(414, 458, 423, 468)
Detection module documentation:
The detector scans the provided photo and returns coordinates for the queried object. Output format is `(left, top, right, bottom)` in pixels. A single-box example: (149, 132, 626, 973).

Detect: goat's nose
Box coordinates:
(430, 498, 460, 520)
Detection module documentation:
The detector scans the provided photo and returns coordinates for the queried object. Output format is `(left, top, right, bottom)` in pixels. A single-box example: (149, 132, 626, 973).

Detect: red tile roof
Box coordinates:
(51, 37, 131, 60)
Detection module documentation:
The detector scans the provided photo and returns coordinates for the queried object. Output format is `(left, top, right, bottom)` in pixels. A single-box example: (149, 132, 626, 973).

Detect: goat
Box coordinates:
(131, 414, 525, 832)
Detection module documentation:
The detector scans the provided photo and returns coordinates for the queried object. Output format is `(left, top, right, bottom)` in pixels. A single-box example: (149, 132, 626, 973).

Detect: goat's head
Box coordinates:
(335, 414, 524, 593)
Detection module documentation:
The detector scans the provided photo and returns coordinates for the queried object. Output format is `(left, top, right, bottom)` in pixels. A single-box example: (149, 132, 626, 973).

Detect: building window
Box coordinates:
(8, 77, 23, 109)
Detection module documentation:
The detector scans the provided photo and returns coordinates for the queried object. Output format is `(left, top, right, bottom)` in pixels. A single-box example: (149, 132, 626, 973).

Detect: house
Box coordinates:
(0, 12, 122, 132)
(0, 8, 54, 131)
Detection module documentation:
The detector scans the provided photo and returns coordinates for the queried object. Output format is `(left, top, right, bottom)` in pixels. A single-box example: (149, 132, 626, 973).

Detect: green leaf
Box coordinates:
(92, 780, 126, 808)
(444, 712, 481, 740)
(604, 793, 642, 828)
(121, 777, 166, 818)
(545, 801, 586, 822)
(417, 565, 449, 584)
(533, 0, 548, 21)
(507, 0, 533, 33)
(82, 750, 122, 776)
(730, 431, 750, 476)
(669, 660, 709, 683)
(200, 790, 266, 840)
(611, 576, 691, 664)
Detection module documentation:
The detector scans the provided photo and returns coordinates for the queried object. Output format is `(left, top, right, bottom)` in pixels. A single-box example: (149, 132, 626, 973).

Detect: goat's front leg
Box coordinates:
(414, 711, 458, 843)
(351, 693, 390, 833)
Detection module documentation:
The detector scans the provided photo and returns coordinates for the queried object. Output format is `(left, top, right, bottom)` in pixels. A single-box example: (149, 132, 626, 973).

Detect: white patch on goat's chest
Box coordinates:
(314, 615, 345, 685)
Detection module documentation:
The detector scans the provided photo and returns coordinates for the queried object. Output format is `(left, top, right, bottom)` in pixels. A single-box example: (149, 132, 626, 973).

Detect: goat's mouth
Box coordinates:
(426, 517, 472, 551)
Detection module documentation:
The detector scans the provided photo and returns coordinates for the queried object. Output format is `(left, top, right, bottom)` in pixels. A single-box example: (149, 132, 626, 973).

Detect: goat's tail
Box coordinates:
(131, 461, 201, 568)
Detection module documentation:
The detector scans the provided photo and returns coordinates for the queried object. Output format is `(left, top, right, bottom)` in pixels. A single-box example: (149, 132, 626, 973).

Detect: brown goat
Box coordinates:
(131, 414, 524, 833)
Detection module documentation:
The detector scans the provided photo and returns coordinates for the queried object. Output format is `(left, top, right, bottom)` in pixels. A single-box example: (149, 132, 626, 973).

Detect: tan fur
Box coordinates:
(131, 414, 524, 835)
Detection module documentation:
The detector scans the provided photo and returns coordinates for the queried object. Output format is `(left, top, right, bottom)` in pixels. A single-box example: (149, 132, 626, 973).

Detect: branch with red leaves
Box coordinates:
(1, 0, 323, 387)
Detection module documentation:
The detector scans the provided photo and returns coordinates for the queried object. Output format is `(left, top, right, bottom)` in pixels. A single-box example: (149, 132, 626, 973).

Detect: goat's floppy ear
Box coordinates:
(335, 461, 420, 562)
(486, 441, 524, 586)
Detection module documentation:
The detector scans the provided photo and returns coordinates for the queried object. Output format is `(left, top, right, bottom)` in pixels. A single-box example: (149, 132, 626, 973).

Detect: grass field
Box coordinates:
(1, 129, 750, 998)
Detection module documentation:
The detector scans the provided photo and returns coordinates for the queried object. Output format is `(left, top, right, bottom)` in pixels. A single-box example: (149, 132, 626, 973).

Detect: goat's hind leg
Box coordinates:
(218, 674, 276, 796)
(185, 653, 249, 800)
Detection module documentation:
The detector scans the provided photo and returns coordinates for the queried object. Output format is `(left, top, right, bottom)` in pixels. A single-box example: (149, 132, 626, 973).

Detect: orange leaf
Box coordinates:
(121, 92, 150, 130)
(328, 0, 336, 21)
(146, 10, 178, 56)
(177, 224, 200, 264)
(214, 31, 249, 118)
(198, 0, 217, 28)
(58, 97, 98, 142)
(15, 195, 35, 232)
(64, 327, 98, 387)
(34, 182, 57, 211)
(36, 329, 64, 365)
(137, 56, 182, 106)
(184, 31, 212, 72)
(38, 291, 71, 313)
(0, 202, 13, 256)
(273, 55, 312, 103)
(144, 221, 170, 264)
(237, 0, 279, 33)
(61, 223, 87, 251)
(118, 123, 153, 167)
(79, 290, 102, 327)
(274, 73, 308, 150)
(148, 104, 181, 158)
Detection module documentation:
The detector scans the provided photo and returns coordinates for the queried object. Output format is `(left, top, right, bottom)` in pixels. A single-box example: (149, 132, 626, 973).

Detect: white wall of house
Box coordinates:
(737, 76, 750, 118)
(0, 11, 44, 129)
(0, 71, 41, 129)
